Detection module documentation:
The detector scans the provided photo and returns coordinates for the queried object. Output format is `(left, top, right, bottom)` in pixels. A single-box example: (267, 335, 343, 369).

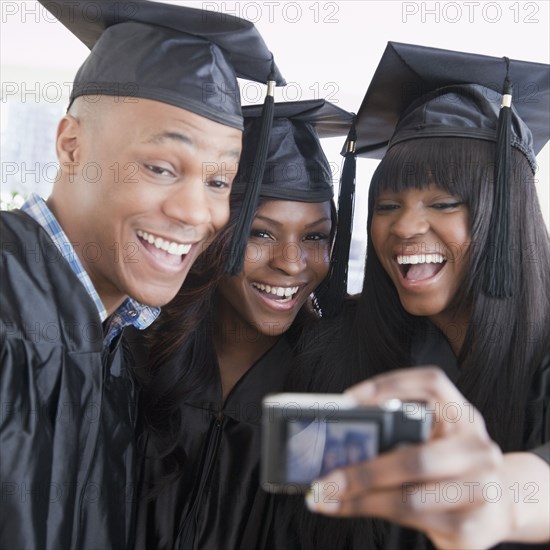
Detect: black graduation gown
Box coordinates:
(412, 322, 550, 464)
(134, 337, 294, 550)
(0, 211, 138, 549)
(407, 322, 550, 550)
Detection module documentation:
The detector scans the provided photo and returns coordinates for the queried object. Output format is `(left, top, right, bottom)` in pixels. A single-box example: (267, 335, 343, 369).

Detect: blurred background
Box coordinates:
(2, 0, 549, 292)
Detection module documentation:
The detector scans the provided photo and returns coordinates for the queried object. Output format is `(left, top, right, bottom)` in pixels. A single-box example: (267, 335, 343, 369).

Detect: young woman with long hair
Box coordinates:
(131, 100, 353, 550)
(294, 44, 550, 549)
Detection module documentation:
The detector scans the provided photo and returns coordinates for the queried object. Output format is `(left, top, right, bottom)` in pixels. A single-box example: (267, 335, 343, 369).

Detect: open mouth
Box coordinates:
(397, 253, 446, 281)
(251, 282, 300, 303)
(137, 229, 192, 267)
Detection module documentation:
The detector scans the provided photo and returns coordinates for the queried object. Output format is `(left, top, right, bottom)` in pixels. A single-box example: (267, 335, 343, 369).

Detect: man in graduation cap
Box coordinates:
(0, 1, 283, 548)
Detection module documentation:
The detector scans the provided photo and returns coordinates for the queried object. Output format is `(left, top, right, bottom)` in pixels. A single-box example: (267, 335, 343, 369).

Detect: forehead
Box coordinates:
(86, 97, 242, 151)
(255, 200, 332, 221)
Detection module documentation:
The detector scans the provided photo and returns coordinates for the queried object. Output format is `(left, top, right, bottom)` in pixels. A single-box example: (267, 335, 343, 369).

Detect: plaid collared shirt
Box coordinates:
(21, 193, 159, 346)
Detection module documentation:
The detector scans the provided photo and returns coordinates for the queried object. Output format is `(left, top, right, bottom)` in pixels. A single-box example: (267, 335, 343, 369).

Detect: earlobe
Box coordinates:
(56, 115, 81, 164)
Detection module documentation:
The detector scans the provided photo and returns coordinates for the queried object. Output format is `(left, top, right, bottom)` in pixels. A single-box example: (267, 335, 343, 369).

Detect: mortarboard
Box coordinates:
(40, 0, 286, 258)
(331, 42, 550, 310)
(38, 0, 285, 130)
(350, 42, 549, 160)
(226, 99, 354, 276)
(225, 99, 354, 276)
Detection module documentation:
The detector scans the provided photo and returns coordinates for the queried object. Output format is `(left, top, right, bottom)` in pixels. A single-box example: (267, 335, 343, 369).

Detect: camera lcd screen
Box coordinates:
(285, 420, 379, 484)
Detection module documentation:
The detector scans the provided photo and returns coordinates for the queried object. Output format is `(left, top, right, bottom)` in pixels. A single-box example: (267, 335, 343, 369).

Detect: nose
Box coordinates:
(162, 179, 211, 227)
(390, 206, 429, 240)
(269, 241, 307, 276)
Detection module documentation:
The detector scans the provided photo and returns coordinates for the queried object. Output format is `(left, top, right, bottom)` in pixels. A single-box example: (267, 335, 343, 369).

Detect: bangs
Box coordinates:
(369, 137, 496, 204)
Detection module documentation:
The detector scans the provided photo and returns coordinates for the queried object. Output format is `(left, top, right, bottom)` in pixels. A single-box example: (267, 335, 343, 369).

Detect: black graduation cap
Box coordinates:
(350, 42, 549, 160)
(38, 0, 285, 130)
(332, 42, 550, 308)
(226, 99, 354, 275)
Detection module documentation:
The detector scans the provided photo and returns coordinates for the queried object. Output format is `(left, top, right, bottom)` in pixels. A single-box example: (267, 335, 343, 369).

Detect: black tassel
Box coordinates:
(483, 57, 514, 298)
(317, 129, 357, 317)
(225, 72, 276, 275)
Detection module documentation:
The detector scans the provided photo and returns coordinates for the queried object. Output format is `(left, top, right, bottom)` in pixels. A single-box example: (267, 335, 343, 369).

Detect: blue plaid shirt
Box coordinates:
(21, 193, 159, 346)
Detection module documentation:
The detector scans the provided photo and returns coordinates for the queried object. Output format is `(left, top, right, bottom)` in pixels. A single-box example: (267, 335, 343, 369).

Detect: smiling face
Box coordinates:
(50, 96, 242, 313)
(217, 200, 332, 337)
(370, 184, 471, 325)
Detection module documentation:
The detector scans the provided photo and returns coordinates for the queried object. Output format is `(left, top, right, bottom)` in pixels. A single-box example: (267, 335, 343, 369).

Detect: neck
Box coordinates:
(428, 309, 470, 357)
(214, 296, 280, 400)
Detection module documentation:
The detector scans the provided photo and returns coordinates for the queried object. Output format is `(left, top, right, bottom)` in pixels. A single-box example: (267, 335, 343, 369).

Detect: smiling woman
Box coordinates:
(371, 181, 471, 342)
(288, 43, 550, 550)
(128, 99, 353, 550)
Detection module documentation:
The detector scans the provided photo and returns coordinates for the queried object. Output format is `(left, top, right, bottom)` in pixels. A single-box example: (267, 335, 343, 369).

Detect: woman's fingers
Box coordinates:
(346, 366, 464, 408)
(308, 433, 502, 502)
(345, 366, 489, 439)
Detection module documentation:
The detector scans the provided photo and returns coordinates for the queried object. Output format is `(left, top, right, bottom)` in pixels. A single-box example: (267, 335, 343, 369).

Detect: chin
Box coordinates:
(127, 284, 182, 309)
(399, 297, 445, 318)
(254, 314, 293, 337)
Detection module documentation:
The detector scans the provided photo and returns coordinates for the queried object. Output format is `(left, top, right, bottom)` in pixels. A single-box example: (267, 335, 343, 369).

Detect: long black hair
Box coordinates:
(356, 137, 550, 451)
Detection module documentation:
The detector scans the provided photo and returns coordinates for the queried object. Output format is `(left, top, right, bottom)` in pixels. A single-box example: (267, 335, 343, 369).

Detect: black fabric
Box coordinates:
(390, 83, 537, 172)
(134, 337, 295, 550)
(0, 210, 138, 549)
(349, 41, 550, 161)
(411, 322, 550, 463)
(232, 100, 354, 202)
(38, 0, 285, 130)
(409, 323, 550, 550)
(233, 117, 333, 202)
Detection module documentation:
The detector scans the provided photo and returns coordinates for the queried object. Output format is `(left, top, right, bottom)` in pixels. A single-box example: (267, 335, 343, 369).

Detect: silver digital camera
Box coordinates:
(261, 393, 432, 493)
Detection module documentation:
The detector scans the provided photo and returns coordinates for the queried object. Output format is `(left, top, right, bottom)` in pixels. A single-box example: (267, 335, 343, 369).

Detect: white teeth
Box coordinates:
(136, 230, 192, 256)
(252, 283, 300, 298)
(397, 253, 445, 265)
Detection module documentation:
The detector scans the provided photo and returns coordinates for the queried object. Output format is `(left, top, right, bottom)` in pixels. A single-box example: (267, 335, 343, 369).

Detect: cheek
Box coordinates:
(244, 243, 268, 267)
(210, 197, 231, 230)
(369, 220, 387, 263)
(305, 244, 330, 280)
(316, 253, 330, 280)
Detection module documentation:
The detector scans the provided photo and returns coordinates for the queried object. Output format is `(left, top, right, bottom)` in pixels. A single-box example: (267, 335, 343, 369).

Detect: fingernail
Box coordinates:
(305, 488, 341, 513)
(305, 472, 347, 513)
(344, 381, 374, 401)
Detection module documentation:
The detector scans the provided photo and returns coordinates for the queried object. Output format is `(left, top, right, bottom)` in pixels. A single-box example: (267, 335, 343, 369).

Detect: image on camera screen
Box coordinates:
(285, 420, 379, 484)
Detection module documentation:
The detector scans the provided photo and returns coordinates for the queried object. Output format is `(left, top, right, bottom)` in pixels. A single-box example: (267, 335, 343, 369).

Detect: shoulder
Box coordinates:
(1, 210, 102, 352)
(286, 297, 361, 392)
(2, 208, 69, 272)
(302, 297, 359, 348)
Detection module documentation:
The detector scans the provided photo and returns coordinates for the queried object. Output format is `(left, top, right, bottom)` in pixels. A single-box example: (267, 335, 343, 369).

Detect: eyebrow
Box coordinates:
(146, 132, 193, 146)
(145, 132, 240, 160)
(255, 215, 332, 229)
